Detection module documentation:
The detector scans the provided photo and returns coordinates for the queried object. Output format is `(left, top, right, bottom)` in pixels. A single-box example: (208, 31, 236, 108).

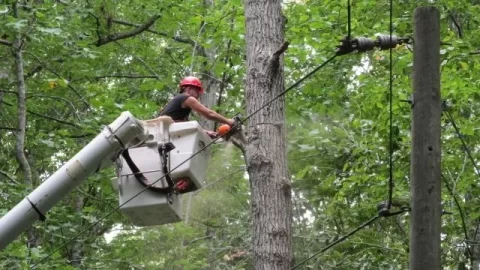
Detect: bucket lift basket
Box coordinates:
(111, 116, 212, 226)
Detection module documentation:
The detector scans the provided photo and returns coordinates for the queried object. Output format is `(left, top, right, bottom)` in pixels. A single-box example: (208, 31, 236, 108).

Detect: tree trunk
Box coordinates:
(199, 0, 219, 132)
(199, 73, 218, 131)
(244, 1, 292, 269)
(69, 195, 84, 267)
(470, 224, 480, 269)
(12, 1, 36, 250)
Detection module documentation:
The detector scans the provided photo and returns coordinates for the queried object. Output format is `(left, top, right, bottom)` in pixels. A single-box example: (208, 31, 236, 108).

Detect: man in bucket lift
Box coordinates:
(158, 76, 235, 138)
(158, 76, 235, 192)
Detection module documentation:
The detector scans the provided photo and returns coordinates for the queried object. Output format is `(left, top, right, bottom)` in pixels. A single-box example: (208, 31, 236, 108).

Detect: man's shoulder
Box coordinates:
(174, 94, 190, 100)
(168, 94, 189, 104)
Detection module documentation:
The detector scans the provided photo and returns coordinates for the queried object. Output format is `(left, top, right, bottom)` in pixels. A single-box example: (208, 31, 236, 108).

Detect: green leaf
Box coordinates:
(39, 139, 55, 147)
(298, 144, 315, 152)
(0, 5, 9, 14)
(462, 125, 474, 136)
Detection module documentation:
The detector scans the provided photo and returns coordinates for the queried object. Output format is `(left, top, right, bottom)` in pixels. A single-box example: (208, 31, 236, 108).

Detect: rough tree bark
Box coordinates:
(244, 1, 292, 269)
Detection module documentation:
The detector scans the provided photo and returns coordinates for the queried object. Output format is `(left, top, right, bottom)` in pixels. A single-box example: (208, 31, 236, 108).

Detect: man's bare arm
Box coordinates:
(183, 97, 234, 125)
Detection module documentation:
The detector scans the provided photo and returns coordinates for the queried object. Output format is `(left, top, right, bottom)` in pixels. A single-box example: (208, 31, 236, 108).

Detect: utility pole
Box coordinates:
(409, 7, 441, 270)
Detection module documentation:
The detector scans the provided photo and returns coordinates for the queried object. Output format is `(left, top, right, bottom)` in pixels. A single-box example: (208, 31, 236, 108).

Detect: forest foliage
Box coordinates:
(1, 0, 480, 269)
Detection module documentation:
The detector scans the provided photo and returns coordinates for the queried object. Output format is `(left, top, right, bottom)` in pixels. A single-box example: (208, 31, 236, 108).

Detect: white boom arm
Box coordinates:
(0, 112, 149, 250)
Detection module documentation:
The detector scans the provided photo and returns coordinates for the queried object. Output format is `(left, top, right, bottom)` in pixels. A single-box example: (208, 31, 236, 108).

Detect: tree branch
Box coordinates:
(89, 12, 103, 43)
(231, 136, 246, 153)
(28, 110, 79, 127)
(75, 187, 115, 210)
(24, 66, 43, 79)
(112, 19, 196, 46)
(273, 41, 289, 58)
(64, 133, 95, 139)
(0, 126, 18, 131)
(0, 66, 42, 93)
(26, 94, 81, 120)
(448, 12, 463, 39)
(73, 74, 160, 81)
(0, 39, 12, 47)
(164, 49, 189, 73)
(114, 41, 161, 79)
(111, 18, 206, 58)
(0, 170, 21, 185)
(96, 15, 161, 47)
(23, 51, 92, 110)
(185, 235, 213, 245)
(230, 128, 247, 160)
(12, 22, 34, 194)
(268, 41, 289, 73)
(2, 100, 79, 127)
(0, 90, 18, 95)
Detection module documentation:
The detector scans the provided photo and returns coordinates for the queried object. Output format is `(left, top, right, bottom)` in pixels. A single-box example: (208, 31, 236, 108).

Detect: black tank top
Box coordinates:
(159, 94, 191, 121)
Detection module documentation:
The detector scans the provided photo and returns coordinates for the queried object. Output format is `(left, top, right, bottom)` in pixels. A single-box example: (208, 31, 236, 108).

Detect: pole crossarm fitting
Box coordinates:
(335, 34, 412, 56)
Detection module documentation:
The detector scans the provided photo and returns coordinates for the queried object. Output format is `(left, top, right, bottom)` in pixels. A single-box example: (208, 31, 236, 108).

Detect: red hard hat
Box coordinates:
(179, 76, 204, 94)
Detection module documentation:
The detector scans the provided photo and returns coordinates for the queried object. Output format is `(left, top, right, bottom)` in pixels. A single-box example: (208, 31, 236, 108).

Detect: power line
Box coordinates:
(290, 206, 410, 269)
(192, 167, 245, 194)
(242, 54, 337, 123)
(290, 214, 381, 270)
(291, 0, 403, 267)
